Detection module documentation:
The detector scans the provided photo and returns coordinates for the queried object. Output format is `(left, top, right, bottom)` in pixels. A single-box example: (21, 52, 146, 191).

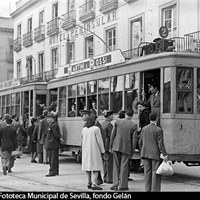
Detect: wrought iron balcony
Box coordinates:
(61, 10, 76, 31)
(79, 1, 96, 23)
(34, 25, 45, 42)
(23, 31, 33, 47)
(13, 37, 22, 52)
(6, 51, 13, 63)
(99, 0, 118, 14)
(47, 18, 59, 36)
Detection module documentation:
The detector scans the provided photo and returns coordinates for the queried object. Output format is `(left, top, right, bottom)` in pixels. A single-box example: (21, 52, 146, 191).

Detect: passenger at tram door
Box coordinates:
(147, 82, 161, 127)
(90, 100, 97, 116)
(101, 110, 114, 184)
(68, 104, 76, 117)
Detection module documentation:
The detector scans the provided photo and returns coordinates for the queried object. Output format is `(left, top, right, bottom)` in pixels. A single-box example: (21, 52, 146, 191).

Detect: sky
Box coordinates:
(0, 0, 17, 18)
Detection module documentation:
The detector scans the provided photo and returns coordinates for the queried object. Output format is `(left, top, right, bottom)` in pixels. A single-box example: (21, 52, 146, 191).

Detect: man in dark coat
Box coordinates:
(0, 117, 18, 175)
(139, 112, 167, 192)
(44, 113, 61, 177)
(110, 108, 138, 191)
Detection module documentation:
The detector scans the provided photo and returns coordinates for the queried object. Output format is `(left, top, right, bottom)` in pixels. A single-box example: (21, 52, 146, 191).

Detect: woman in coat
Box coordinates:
(81, 116, 105, 190)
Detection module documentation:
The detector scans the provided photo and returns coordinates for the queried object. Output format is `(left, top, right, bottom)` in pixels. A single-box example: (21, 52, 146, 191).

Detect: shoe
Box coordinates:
(119, 187, 129, 191)
(87, 183, 92, 189)
(45, 174, 56, 177)
(8, 169, 12, 173)
(106, 181, 113, 184)
(128, 177, 133, 181)
(3, 167, 7, 175)
(16, 156, 21, 159)
(138, 166, 144, 173)
(31, 160, 37, 163)
(110, 185, 118, 190)
(91, 184, 102, 190)
(96, 180, 103, 185)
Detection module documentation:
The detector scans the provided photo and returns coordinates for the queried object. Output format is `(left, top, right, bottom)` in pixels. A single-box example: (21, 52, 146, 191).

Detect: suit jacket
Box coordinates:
(110, 118, 138, 156)
(139, 123, 167, 161)
(148, 91, 160, 109)
(39, 118, 49, 144)
(101, 119, 113, 152)
(44, 121, 61, 150)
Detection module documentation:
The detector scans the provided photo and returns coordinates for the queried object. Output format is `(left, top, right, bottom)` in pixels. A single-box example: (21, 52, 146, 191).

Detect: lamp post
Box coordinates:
(58, 17, 112, 52)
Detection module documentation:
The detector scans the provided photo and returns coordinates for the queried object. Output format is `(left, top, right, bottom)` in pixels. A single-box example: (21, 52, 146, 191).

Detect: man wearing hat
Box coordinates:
(101, 110, 114, 184)
(44, 113, 61, 177)
(0, 114, 12, 128)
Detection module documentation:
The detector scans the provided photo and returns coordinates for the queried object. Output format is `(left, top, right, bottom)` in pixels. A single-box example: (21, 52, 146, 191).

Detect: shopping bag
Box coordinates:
(156, 161, 174, 176)
(11, 149, 23, 157)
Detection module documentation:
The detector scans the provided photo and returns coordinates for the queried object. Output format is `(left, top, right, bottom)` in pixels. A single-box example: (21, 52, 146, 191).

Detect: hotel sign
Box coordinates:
(55, 50, 125, 78)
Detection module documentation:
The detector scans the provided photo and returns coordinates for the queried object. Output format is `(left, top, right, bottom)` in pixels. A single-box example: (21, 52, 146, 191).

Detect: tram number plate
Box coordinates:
(94, 55, 111, 67)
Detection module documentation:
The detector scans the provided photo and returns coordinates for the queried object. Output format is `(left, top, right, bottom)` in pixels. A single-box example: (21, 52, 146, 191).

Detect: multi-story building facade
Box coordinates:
(0, 17, 13, 82)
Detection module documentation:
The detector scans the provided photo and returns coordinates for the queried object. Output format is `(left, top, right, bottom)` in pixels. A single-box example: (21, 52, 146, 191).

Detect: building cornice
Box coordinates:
(10, 0, 43, 18)
(0, 27, 14, 33)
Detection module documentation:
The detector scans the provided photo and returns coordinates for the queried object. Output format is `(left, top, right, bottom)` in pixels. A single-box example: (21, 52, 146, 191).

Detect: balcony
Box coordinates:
(34, 25, 45, 42)
(6, 51, 13, 63)
(99, 0, 118, 14)
(61, 10, 76, 31)
(13, 37, 22, 52)
(23, 32, 33, 47)
(79, 1, 96, 23)
(47, 18, 59, 36)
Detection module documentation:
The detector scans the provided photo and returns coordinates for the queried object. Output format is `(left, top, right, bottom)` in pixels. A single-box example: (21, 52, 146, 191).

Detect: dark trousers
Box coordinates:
(113, 151, 130, 189)
(103, 151, 113, 183)
(143, 158, 162, 192)
(47, 148, 59, 175)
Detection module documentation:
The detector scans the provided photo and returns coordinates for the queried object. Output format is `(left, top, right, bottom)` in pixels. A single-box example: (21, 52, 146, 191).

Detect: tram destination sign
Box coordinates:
(56, 50, 125, 78)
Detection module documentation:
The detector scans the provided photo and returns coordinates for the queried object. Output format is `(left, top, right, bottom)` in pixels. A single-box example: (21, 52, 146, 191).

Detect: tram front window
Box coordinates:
(163, 68, 171, 113)
(176, 67, 193, 113)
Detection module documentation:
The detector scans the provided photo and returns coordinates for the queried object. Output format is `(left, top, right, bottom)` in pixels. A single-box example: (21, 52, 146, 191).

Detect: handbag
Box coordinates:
(156, 161, 174, 176)
(11, 149, 23, 157)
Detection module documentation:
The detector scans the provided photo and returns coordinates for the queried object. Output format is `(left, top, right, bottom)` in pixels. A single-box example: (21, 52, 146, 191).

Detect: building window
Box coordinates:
(17, 61, 22, 78)
(162, 4, 177, 38)
(38, 52, 44, 76)
(27, 17, 32, 32)
(67, 0, 75, 11)
(52, 2, 58, 19)
(67, 41, 75, 64)
(176, 67, 193, 113)
(85, 36, 93, 58)
(39, 10, 44, 25)
(7, 69, 13, 80)
(27, 57, 33, 80)
(106, 27, 116, 52)
(52, 48, 58, 69)
(17, 24, 21, 37)
(131, 17, 143, 49)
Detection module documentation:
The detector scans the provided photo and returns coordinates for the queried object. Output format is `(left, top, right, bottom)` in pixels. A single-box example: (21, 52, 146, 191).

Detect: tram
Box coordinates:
(1, 35, 200, 166)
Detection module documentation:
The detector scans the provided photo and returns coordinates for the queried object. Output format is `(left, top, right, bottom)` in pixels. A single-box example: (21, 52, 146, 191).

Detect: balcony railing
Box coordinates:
(23, 31, 33, 47)
(184, 31, 200, 51)
(79, 1, 96, 23)
(6, 51, 13, 63)
(13, 37, 22, 52)
(34, 25, 45, 42)
(99, 0, 118, 14)
(47, 18, 59, 36)
(61, 10, 76, 31)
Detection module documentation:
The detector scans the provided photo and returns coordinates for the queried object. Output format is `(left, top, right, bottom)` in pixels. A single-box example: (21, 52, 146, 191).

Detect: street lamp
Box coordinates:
(58, 17, 112, 52)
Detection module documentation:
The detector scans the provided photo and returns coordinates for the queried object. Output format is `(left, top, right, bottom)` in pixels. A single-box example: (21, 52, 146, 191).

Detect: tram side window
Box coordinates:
(176, 67, 193, 113)
(110, 76, 123, 114)
(197, 69, 200, 114)
(125, 73, 139, 114)
(36, 95, 46, 117)
(87, 80, 97, 115)
(68, 84, 76, 117)
(59, 87, 66, 117)
(77, 83, 86, 116)
(163, 68, 171, 113)
(2, 96, 5, 116)
(11, 93, 16, 116)
(16, 93, 20, 116)
(6, 94, 11, 114)
(0, 97, 1, 118)
(49, 88, 58, 113)
(98, 78, 109, 115)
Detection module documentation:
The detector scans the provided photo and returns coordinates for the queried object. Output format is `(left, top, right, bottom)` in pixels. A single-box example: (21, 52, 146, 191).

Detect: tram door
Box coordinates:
(140, 69, 160, 102)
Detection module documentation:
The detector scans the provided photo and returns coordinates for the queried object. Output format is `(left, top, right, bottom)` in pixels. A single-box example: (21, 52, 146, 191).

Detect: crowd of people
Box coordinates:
(0, 82, 168, 192)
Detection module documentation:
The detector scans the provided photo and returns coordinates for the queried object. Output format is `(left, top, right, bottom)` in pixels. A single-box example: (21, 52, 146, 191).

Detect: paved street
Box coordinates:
(0, 152, 200, 192)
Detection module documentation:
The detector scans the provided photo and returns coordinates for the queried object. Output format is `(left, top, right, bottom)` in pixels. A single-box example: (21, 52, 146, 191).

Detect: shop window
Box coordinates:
(110, 76, 123, 113)
(163, 68, 171, 113)
(176, 67, 193, 113)
(125, 73, 139, 114)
